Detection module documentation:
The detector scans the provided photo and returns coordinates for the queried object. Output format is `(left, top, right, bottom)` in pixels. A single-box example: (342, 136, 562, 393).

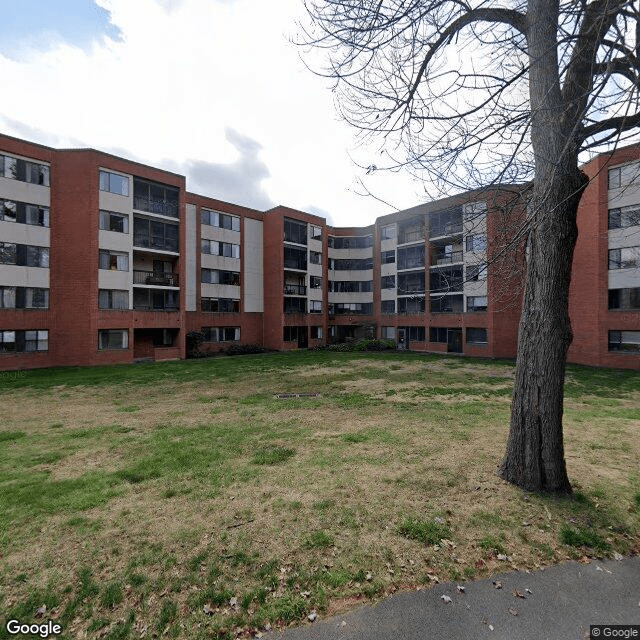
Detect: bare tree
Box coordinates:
(299, 0, 640, 494)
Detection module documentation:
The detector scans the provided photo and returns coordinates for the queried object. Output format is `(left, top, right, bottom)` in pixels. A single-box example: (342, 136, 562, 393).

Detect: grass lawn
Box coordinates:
(0, 351, 639, 639)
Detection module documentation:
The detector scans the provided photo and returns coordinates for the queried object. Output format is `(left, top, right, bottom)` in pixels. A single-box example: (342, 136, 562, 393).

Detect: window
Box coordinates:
(329, 236, 373, 249)
(609, 330, 640, 352)
(608, 247, 640, 270)
(467, 263, 488, 281)
(0, 329, 48, 353)
(283, 326, 303, 342)
(99, 170, 129, 196)
(381, 300, 395, 314)
(429, 208, 462, 238)
(311, 326, 323, 340)
(310, 276, 322, 289)
(467, 295, 488, 311)
(152, 329, 176, 347)
(309, 300, 322, 313)
(398, 217, 426, 243)
(608, 288, 640, 310)
(284, 246, 307, 270)
(466, 328, 488, 343)
(466, 234, 487, 251)
(329, 280, 373, 293)
(201, 209, 241, 231)
(98, 289, 129, 310)
(99, 250, 129, 271)
(381, 326, 395, 339)
(201, 240, 240, 258)
(608, 163, 640, 190)
(431, 295, 464, 313)
(608, 205, 640, 230)
(397, 297, 425, 313)
(0, 243, 49, 267)
(133, 178, 179, 217)
(331, 302, 373, 315)
(284, 218, 308, 245)
(430, 267, 463, 293)
(133, 289, 179, 310)
(99, 210, 129, 233)
(0, 200, 50, 227)
(398, 271, 425, 294)
(284, 297, 306, 313)
(1, 155, 50, 186)
(397, 245, 424, 270)
(407, 326, 426, 341)
(381, 225, 395, 240)
(381, 275, 396, 289)
(309, 250, 322, 265)
(0, 287, 49, 309)
(329, 258, 373, 270)
(201, 298, 240, 312)
(202, 327, 240, 342)
(382, 250, 395, 264)
(98, 329, 128, 350)
(133, 218, 179, 252)
(430, 327, 448, 343)
(310, 225, 322, 240)
(201, 269, 240, 286)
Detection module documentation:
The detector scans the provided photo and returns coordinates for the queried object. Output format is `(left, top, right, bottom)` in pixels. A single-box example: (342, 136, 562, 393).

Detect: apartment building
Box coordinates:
(0, 132, 638, 371)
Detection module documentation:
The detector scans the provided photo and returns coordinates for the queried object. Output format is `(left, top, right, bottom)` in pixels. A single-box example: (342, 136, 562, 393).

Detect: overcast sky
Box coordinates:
(0, 0, 428, 227)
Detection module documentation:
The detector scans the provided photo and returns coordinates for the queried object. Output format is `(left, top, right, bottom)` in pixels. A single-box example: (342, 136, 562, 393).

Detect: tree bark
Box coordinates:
(499, 167, 587, 493)
(499, 0, 589, 494)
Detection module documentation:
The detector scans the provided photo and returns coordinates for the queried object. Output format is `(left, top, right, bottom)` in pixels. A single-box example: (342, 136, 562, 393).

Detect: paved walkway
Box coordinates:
(266, 557, 640, 640)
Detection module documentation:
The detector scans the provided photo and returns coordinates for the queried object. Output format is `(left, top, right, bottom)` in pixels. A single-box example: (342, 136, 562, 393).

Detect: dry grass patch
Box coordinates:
(0, 351, 638, 639)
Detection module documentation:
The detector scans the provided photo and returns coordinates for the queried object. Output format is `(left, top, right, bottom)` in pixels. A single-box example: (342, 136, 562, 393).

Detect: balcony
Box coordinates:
(284, 284, 307, 296)
(133, 270, 179, 287)
(397, 229, 425, 245)
(431, 251, 463, 266)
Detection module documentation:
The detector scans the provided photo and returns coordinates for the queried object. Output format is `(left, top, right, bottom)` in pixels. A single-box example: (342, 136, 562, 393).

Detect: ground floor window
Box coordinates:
(407, 326, 426, 341)
(0, 329, 48, 353)
(608, 330, 640, 352)
(99, 289, 129, 310)
(381, 300, 395, 313)
(311, 326, 323, 340)
(466, 327, 488, 344)
(381, 326, 395, 340)
(202, 327, 240, 342)
(201, 298, 240, 312)
(466, 296, 488, 312)
(98, 329, 128, 350)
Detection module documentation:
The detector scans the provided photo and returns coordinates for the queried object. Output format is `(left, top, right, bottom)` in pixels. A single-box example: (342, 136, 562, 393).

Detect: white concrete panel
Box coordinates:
(380, 238, 397, 252)
(185, 204, 197, 311)
(0, 177, 50, 206)
(328, 292, 373, 303)
(328, 269, 374, 281)
(609, 188, 640, 209)
(201, 254, 241, 271)
(381, 289, 396, 301)
(99, 269, 132, 291)
(99, 190, 132, 214)
(243, 218, 263, 313)
(0, 221, 50, 246)
(328, 247, 373, 259)
(201, 226, 241, 244)
(308, 263, 323, 277)
(201, 283, 241, 298)
(99, 229, 132, 252)
(609, 268, 640, 289)
(381, 263, 397, 277)
(0, 265, 49, 287)
(308, 238, 322, 252)
(608, 227, 640, 248)
(463, 281, 488, 297)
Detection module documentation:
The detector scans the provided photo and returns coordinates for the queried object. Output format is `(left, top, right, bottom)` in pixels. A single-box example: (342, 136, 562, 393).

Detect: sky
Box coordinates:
(0, 0, 425, 227)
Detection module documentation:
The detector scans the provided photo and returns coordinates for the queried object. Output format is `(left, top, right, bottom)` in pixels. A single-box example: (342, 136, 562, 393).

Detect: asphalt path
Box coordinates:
(266, 557, 640, 640)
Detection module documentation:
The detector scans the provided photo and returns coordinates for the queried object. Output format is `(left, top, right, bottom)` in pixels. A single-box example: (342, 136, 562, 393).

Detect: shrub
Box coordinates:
(225, 344, 268, 356)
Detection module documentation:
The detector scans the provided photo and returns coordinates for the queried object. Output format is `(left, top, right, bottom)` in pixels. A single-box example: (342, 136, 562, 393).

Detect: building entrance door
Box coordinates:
(397, 328, 407, 350)
(447, 329, 463, 353)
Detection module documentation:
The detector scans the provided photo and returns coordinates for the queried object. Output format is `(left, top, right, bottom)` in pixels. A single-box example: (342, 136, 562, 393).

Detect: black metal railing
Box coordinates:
(133, 270, 179, 287)
(133, 195, 179, 218)
(431, 251, 463, 266)
(284, 284, 307, 295)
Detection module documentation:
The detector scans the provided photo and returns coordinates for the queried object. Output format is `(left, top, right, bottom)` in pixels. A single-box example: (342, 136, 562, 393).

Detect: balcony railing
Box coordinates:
(430, 223, 463, 238)
(397, 229, 425, 244)
(431, 251, 463, 266)
(133, 270, 179, 287)
(133, 195, 179, 218)
(284, 284, 307, 295)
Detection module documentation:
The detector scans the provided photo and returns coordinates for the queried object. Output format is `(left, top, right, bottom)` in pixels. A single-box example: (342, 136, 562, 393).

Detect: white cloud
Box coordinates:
(0, 0, 420, 226)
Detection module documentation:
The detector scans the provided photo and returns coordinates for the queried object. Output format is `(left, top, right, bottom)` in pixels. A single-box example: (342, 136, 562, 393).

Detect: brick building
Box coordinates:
(0, 132, 638, 370)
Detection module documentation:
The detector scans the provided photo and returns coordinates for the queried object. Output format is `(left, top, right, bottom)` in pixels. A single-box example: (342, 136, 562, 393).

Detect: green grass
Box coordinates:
(0, 351, 638, 639)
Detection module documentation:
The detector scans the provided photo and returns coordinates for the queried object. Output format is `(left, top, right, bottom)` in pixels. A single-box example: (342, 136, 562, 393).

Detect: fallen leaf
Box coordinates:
(614, 553, 624, 561)
(427, 574, 439, 583)
(365, 573, 373, 581)
(35, 605, 46, 618)
(508, 607, 518, 616)
(308, 612, 317, 622)
(456, 585, 465, 593)
(513, 590, 525, 599)
(203, 604, 214, 615)
(493, 581, 503, 589)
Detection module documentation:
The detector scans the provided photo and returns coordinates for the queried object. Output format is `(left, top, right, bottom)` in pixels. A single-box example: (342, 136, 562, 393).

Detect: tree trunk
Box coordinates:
(499, 167, 587, 493)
